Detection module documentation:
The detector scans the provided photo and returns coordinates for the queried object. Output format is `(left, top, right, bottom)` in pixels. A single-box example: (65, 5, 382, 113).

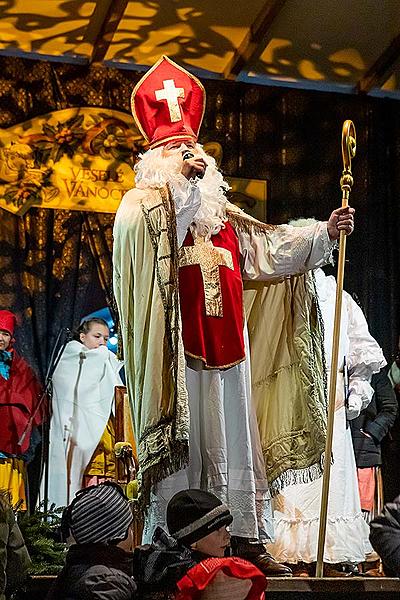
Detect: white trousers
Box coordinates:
(143, 332, 273, 543)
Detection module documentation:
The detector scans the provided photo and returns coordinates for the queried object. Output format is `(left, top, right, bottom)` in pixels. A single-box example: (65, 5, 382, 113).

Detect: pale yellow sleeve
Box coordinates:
(239, 222, 335, 281)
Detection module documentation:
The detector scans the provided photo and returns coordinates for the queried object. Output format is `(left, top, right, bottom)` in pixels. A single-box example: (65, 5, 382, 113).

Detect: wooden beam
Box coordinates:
(223, 0, 288, 79)
(88, 0, 129, 64)
(357, 32, 400, 94)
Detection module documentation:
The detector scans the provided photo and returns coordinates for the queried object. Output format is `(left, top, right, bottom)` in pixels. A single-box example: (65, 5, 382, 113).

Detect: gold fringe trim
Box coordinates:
(184, 350, 246, 371)
(269, 459, 324, 497)
(138, 186, 190, 509)
(227, 209, 277, 236)
(139, 436, 189, 513)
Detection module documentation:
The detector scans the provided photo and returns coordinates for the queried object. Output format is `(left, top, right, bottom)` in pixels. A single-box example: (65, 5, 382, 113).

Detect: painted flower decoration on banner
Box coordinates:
(0, 108, 147, 215)
(3, 168, 54, 209)
(19, 114, 85, 164)
(18, 113, 138, 167)
(82, 113, 135, 164)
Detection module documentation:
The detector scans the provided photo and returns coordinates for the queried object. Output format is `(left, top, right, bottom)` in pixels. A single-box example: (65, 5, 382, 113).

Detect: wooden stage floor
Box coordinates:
(22, 575, 400, 599)
(266, 576, 400, 599)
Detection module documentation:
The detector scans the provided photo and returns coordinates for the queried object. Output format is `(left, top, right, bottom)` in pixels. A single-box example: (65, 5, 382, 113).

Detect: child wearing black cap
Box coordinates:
(167, 488, 233, 558)
(134, 489, 265, 600)
(45, 482, 137, 600)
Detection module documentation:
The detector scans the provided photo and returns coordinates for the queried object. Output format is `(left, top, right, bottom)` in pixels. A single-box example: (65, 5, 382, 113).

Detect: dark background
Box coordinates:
(0, 56, 399, 500)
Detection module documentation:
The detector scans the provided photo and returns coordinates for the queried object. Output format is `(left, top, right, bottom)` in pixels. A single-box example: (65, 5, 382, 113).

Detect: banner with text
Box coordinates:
(0, 107, 267, 217)
(0, 107, 146, 215)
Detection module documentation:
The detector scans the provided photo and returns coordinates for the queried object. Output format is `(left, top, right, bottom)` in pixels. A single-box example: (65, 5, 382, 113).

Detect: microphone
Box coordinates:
(182, 150, 205, 180)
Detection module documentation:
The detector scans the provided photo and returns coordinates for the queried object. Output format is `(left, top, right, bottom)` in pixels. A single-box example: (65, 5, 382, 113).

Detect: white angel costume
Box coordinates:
(46, 340, 123, 507)
(268, 269, 386, 564)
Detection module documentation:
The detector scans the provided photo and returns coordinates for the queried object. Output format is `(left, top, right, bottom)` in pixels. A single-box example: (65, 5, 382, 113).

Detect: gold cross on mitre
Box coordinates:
(179, 235, 234, 317)
(155, 79, 184, 123)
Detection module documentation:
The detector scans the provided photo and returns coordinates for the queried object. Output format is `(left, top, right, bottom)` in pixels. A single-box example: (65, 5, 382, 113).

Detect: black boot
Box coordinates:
(231, 536, 292, 577)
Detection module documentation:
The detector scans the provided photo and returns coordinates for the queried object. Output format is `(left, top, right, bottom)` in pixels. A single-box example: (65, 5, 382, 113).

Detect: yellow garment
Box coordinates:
(229, 203, 327, 492)
(0, 458, 26, 510)
(85, 417, 116, 478)
(243, 274, 327, 493)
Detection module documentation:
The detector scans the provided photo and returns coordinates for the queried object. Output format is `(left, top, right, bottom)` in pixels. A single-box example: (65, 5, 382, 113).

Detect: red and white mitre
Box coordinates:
(131, 55, 206, 148)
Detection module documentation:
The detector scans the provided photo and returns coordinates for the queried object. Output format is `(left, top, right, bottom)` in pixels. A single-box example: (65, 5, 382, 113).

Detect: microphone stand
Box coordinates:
(19, 327, 71, 516)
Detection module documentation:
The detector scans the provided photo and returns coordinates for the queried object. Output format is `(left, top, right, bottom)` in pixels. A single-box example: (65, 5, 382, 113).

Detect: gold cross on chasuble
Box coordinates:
(179, 236, 234, 317)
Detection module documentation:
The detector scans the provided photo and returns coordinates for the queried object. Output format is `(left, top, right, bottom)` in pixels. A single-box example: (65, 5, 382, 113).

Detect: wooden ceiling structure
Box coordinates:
(0, 0, 399, 98)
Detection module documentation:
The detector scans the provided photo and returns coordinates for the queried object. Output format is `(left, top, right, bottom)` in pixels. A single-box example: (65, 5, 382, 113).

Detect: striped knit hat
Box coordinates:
(167, 489, 233, 546)
(66, 482, 133, 545)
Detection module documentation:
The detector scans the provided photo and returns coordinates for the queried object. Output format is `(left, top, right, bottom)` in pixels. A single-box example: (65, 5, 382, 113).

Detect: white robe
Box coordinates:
(267, 270, 386, 563)
(143, 180, 335, 543)
(46, 341, 123, 507)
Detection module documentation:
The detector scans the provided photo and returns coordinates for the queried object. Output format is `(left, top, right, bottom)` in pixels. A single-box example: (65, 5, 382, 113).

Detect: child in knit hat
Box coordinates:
(166, 489, 233, 558)
(46, 482, 137, 600)
(134, 489, 265, 600)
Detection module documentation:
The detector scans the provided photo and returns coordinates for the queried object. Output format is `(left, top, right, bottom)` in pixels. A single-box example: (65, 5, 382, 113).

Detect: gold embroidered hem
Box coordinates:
(184, 350, 246, 370)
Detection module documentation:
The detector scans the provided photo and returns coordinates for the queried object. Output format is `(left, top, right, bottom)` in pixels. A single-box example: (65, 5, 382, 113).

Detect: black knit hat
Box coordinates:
(62, 482, 133, 545)
(167, 489, 233, 546)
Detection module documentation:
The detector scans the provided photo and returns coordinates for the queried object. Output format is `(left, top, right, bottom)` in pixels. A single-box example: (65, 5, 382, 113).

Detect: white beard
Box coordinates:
(134, 144, 230, 238)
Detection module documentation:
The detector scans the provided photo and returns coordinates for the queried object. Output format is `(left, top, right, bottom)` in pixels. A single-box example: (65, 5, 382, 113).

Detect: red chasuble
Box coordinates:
(0, 350, 45, 455)
(179, 222, 245, 369)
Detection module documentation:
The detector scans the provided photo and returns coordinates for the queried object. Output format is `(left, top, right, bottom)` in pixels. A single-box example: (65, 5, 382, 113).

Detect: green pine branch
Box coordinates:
(17, 502, 66, 575)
